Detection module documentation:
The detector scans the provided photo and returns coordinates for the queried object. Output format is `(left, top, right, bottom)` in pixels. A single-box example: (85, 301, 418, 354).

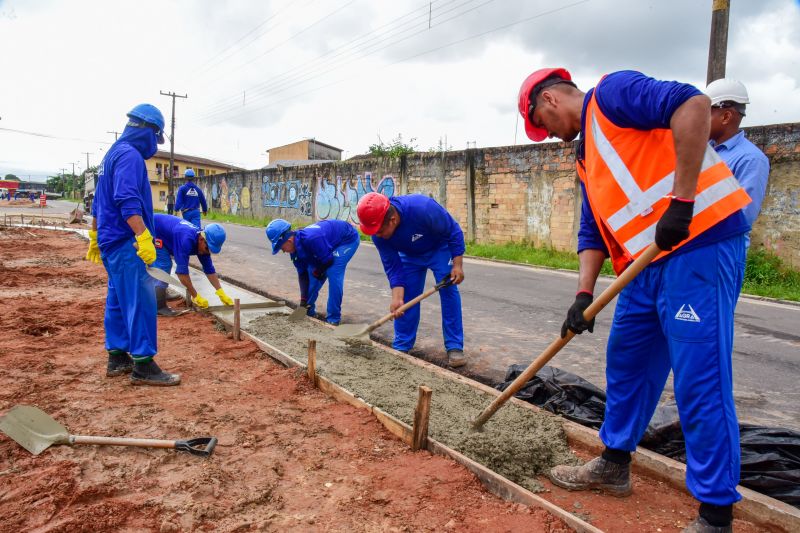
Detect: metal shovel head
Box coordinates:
(333, 323, 370, 340)
(146, 267, 183, 289)
(0, 405, 70, 455)
(288, 305, 308, 322)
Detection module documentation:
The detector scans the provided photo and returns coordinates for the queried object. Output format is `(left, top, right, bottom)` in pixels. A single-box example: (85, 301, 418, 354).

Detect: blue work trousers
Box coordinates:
(101, 241, 158, 359)
(306, 235, 360, 325)
(394, 245, 463, 352)
(599, 235, 746, 505)
(182, 209, 201, 228)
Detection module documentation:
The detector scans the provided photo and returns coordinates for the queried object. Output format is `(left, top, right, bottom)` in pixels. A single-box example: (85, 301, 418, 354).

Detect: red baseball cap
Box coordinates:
(357, 192, 391, 235)
(518, 67, 572, 141)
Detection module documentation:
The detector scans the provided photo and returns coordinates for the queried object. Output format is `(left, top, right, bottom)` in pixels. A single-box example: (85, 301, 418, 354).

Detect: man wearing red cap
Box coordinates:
(357, 192, 466, 368)
(518, 69, 753, 533)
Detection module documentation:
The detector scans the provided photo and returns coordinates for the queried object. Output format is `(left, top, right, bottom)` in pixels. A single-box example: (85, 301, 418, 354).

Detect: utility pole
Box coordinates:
(706, 0, 730, 85)
(107, 130, 121, 141)
(160, 90, 188, 215)
(59, 168, 67, 198)
(82, 152, 92, 199)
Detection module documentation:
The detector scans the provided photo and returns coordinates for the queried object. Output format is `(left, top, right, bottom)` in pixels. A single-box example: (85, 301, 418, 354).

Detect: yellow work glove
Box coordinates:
(134, 228, 157, 265)
(192, 294, 209, 309)
(85, 230, 101, 264)
(215, 288, 234, 306)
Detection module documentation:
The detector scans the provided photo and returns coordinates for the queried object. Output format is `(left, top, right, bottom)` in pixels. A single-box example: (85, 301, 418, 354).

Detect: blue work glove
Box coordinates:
(561, 291, 595, 338)
(655, 197, 694, 251)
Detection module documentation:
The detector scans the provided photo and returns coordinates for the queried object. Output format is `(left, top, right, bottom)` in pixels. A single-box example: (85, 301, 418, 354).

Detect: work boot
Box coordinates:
(106, 350, 134, 377)
(130, 358, 181, 386)
(156, 287, 181, 317)
(447, 349, 466, 368)
(681, 517, 732, 533)
(166, 287, 184, 301)
(548, 456, 632, 496)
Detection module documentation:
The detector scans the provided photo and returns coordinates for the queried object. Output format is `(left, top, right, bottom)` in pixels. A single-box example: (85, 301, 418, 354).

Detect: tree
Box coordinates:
(46, 174, 65, 194)
(3, 173, 20, 181)
(368, 134, 417, 158)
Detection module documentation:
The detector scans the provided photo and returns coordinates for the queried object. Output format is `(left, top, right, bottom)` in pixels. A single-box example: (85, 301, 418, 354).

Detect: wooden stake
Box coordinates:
(233, 298, 241, 341)
(412, 385, 432, 451)
(307, 339, 317, 387)
(185, 288, 192, 308)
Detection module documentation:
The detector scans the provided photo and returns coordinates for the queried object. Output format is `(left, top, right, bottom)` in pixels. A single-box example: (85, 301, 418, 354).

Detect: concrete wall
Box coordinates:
(200, 122, 800, 267)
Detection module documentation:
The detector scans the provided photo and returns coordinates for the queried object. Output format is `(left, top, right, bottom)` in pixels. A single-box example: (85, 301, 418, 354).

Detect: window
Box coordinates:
(156, 163, 163, 176)
(198, 168, 206, 177)
(172, 165, 178, 178)
(159, 191, 166, 201)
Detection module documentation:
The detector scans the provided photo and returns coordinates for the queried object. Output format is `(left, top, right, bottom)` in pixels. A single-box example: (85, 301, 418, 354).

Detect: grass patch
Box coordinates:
(466, 241, 616, 276)
(742, 248, 800, 301)
(203, 211, 274, 228)
(466, 241, 800, 302)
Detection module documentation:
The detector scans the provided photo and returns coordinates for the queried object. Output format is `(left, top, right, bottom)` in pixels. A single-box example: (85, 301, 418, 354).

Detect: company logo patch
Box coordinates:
(187, 189, 198, 197)
(411, 233, 423, 242)
(154, 238, 163, 249)
(674, 304, 701, 322)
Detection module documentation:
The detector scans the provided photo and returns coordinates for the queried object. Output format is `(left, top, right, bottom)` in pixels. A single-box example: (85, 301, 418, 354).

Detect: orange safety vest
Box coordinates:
(576, 88, 751, 275)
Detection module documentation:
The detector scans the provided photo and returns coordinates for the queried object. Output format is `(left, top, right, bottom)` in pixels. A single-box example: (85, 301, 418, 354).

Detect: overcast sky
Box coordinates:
(1, 0, 798, 181)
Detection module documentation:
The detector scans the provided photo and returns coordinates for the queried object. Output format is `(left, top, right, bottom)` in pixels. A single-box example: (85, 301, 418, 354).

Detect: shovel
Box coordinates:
(334, 277, 454, 342)
(0, 405, 217, 457)
(288, 304, 309, 322)
(471, 243, 661, 431)
(146, 266, 184, 289)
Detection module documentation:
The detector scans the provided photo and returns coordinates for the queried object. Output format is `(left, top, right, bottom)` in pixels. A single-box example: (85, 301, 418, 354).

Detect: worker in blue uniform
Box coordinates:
(152, 213, 232, 316)
(356, 193, 466, 368)
(174, 169, 207, 227)
(266, 218, 359, 325)
(705, 78, 770, 249)
(518, 68, 753, 533)
(85, 103, 180, 386)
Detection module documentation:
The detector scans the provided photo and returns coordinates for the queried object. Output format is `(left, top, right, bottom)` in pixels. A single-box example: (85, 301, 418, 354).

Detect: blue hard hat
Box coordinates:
(127, 103, 165, 144)
(203, 223, 226, 254)
(184, 169, 195, 178)
(266, 219, 292, 255)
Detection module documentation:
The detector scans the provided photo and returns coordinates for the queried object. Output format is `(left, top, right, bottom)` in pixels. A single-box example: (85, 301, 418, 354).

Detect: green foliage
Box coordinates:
(46, 174, 64, 193)
(743, 248, 800, 301)
(3, 173, 20, 181)
(465, 241, 614, 276)
(368, 134, 417, 158)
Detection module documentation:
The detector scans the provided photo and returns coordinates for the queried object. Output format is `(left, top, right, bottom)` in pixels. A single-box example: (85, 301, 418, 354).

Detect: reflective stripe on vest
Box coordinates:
(578, 90, 751, 273)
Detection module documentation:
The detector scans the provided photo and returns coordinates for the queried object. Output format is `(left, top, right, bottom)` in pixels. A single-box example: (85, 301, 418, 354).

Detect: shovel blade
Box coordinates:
(288, 305, 308, 322)
(333, 323, 370, 340)
(0, 405, 70, 455)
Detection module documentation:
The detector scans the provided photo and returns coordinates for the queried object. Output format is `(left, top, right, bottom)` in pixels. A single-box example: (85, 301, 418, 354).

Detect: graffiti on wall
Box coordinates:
(262, 176, 313, 216)
(316, 172, 395, 224)
(212, 177, 249, 215)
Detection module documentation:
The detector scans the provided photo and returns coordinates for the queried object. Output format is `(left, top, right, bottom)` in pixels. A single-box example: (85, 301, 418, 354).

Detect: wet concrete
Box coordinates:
(245, 313, 578, 492)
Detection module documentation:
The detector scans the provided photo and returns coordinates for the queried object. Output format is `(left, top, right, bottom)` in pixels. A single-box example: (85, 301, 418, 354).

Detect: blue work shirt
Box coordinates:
(710, 130, 770, 246)
(372, 195, 465, 288)
(291, 220, 358, 274)
(154, 213, 215, 275)
(577, 70, 750, 259)
(175, 181, 208, 212)
(92, 125, 157, 254)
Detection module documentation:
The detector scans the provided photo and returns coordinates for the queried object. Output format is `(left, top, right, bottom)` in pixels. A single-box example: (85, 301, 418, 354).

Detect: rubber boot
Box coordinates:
(447, 349, 467, 368)
(130, 358, 181, 386)
(106, 349, 134, 377)
(548, 456, 632, 496)
(681, 517, 732, 533)
(156, 287, 181, 317)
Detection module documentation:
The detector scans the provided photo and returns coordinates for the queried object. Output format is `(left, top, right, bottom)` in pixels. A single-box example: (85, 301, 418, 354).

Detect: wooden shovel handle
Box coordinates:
(472, 243, 661, 430)
(71, 435, 176, 448)
(370, 278, 453, 331)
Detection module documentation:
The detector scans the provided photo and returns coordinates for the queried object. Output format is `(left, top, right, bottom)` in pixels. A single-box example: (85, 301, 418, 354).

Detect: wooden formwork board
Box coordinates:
(210, 304, 800, 533)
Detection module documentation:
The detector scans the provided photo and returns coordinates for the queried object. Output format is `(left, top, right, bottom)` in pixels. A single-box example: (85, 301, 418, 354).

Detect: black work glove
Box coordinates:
(560, 292, 595, 338)
(654, 198, 694, 251)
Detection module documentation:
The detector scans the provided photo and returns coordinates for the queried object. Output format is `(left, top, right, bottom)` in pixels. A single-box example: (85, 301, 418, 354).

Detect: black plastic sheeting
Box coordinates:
(497, 365, 800, 508)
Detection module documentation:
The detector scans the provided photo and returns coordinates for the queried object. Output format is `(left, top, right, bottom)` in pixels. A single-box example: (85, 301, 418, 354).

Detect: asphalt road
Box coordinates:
(13, 202, 799, 431)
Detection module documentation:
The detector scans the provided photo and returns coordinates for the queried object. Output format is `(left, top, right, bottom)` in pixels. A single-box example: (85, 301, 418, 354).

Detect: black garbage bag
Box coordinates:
(496, 365, 606, 429)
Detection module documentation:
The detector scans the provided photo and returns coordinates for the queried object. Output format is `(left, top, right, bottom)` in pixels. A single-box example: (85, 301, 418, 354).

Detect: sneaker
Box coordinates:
(447, 349, 466, 368)
(681, 517, 732, 533)
(548, 456, 632, 497)
(130, 358, 181, 386)
(106, 350, 134, 377)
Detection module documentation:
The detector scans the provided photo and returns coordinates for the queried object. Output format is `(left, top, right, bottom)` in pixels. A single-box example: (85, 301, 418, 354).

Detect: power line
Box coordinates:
(194, 0, 463, 120)
(196, 0, 485, 123)
(0, 126, 111, 145)
(200, 0, 589, 126)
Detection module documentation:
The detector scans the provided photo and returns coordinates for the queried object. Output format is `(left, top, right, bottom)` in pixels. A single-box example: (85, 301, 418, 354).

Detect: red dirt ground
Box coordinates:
(0, 228, 765, 532)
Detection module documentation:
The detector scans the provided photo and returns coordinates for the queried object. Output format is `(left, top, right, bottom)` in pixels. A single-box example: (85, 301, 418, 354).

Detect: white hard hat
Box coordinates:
(705, 78, 750, 106)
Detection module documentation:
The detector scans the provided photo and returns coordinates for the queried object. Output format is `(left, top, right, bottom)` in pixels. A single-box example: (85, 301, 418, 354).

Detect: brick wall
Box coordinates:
(200, 122, 800, 267)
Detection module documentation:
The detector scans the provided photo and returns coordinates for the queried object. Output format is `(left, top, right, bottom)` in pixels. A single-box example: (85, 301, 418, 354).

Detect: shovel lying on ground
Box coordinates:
(334, 277, 454, 342)
(0, 405, 217, 457)
(471, 243, 662, 431)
